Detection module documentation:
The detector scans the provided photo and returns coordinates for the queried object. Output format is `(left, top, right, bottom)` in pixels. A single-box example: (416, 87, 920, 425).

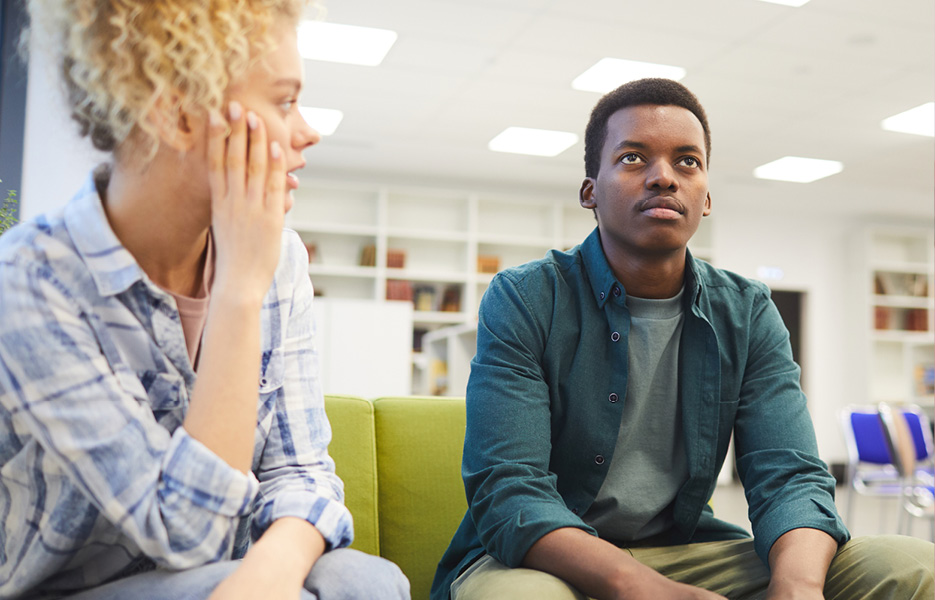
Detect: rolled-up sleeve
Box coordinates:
(732, 287, 849, 564)
(462, 272, 595, 568)
(249, 234, 353, 550)
(0, 260, 258, 569)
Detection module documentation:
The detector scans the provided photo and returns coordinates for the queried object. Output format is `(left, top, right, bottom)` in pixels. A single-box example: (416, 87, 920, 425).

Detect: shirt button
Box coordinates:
(572, 508, 579, 514)
(611, 331, 620, 342)
(600, 291, 605, 300)
(612, 285, 621, 297)
(609, 393, 618, 403)
(259, 377, 268, 386)
(595, 455, 605, 465)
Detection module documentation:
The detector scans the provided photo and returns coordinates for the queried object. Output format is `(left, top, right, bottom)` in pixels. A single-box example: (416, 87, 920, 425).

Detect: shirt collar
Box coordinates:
(580, 227, 620, 309)
(580, 226, 705, 310)
(63, 167, 145, 297)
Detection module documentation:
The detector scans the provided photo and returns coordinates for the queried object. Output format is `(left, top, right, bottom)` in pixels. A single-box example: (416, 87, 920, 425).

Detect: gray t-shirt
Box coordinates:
(582, 287, 689, 543)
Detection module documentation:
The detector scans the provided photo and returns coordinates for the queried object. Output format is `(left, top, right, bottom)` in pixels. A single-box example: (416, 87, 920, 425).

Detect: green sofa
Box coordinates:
(324, 395, 468, 600)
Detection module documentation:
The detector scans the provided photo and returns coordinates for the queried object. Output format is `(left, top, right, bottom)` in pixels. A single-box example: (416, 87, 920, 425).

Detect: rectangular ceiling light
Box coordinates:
(753, 156, 843, 183)
(297, 21, 397, 66)
(755, 0, 811, 6)
(572, 58, 686, 93)
(488, 127, 579, 157)
(299, 106, 344, 135)
(881, 102, 935, 137)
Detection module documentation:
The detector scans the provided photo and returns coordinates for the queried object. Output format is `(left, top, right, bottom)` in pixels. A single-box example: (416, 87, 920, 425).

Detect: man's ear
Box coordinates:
(703, 191, 712, 217)
(146, 94, 199, 152)
(580, 178, 597, 209)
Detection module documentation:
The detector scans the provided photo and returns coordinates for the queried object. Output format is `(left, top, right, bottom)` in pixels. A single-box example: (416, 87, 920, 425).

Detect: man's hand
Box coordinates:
(523, 527, 726, 600)
(208, 560, 304, 600)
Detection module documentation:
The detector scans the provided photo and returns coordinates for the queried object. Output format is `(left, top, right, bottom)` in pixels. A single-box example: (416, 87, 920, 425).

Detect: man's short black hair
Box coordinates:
(583, 78, 711, 178)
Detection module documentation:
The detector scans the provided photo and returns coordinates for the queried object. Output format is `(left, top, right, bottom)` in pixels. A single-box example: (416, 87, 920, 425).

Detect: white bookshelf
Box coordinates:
(851, 226, 935, 409)
(288, 179, 717, 394)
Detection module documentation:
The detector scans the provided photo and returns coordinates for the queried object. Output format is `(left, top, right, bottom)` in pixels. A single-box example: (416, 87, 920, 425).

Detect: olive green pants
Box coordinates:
(450, 536, 934, 600)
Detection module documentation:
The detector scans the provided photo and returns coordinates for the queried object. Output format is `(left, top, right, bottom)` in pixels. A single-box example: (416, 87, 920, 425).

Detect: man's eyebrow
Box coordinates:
(611, 140, 703, 155)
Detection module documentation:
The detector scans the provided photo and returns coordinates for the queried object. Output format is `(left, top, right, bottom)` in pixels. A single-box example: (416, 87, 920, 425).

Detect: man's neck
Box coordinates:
(601, 239, 687, 300)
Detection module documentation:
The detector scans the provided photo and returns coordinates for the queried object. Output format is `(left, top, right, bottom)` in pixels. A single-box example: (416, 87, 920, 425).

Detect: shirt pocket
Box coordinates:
(258, 347, 285, 395)
(136, 370, 187, 428)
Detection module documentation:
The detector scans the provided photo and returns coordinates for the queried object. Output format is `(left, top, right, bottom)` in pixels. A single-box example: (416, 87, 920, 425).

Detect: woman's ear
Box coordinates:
(146, 94, 200, 152)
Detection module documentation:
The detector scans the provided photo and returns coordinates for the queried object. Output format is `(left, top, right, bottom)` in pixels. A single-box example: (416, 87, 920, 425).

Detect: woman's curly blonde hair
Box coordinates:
(27, 0, 308, 159)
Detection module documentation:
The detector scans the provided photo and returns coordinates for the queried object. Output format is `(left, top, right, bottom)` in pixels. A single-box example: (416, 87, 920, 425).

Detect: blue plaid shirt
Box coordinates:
(0, 172, 353, 599)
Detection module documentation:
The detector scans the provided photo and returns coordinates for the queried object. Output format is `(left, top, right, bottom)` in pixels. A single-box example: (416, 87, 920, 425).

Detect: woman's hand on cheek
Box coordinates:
(207, 101, 286, 305)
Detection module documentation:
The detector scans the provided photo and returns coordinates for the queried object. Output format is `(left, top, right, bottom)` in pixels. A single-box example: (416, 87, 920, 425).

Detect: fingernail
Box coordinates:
(229, 101, 242, 121)
(270, 141, 282, 159)
(246, 111, 258, 130)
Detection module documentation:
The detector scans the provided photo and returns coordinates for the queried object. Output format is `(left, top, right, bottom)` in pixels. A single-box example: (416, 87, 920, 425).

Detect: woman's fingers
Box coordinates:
(266, 140, 286, 214)
(225, 101, 247, 202)
(245, 110, 268, 205)
(206, 110, 228, 205)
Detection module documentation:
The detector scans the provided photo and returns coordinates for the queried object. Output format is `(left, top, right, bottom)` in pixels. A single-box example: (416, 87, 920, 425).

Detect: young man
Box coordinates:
(432, 78, 934, 600)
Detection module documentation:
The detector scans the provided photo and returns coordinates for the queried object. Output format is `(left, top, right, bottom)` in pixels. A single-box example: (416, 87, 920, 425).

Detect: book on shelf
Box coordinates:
(914, 363, 935, 397)
(304, 242, 317, 264)
(440, 285, 461, 312)
(386, 248, 406, 269)
(874, 271, 929, 297)
(413, 285, 436, 312)
(477, 255, 501, 274)
(360, 244, 376, 267)
(386, 279, 413, 302)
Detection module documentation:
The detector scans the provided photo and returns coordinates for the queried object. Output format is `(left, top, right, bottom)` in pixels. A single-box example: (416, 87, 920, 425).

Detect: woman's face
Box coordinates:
(223, 17, 320, 212)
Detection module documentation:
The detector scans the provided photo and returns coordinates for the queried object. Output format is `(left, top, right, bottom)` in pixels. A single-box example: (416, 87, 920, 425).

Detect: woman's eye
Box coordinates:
(621, 153, 641, 164)
(280, 100, 296, 112)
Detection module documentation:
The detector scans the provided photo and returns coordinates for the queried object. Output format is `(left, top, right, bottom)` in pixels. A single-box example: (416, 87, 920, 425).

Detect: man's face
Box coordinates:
(580, 104, 711, 258)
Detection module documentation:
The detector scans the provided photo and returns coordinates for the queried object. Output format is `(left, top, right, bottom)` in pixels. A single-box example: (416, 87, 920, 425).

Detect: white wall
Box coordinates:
(20, 37, 106, 220)
(710, 206, 854, 462)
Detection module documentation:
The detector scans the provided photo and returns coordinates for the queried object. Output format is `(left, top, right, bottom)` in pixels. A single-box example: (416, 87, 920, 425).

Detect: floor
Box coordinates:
(709, 483, 934, 542)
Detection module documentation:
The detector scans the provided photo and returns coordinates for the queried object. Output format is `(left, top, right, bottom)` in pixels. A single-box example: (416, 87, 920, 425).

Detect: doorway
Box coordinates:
(770, 289, 805, 386)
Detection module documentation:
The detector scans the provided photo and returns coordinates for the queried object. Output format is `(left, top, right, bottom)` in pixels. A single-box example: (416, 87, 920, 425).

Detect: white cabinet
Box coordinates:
(851, 226, 935, 408)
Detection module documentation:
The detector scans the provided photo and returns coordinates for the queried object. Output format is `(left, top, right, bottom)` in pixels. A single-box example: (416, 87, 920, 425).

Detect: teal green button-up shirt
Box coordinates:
(432, 228, 848, 599)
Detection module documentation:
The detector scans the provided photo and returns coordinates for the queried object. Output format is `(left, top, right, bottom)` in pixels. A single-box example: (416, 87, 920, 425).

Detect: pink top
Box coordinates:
(162, 234, 214, 369)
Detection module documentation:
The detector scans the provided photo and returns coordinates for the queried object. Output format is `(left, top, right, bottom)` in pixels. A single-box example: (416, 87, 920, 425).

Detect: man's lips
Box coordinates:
(639, 196, 684, 219)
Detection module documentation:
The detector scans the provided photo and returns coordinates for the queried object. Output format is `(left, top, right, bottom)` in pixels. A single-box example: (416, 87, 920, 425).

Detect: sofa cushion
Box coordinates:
(374, 396, 467, 600)
(324, 395, 380, 556)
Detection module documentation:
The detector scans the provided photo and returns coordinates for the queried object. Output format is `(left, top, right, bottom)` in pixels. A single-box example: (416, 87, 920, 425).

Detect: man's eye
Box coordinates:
(680, 157, 700, 168)
(621, 153, 641, 164)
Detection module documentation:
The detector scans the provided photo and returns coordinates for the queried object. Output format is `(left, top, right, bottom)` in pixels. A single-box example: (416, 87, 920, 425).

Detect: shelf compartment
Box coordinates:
(385, 237, 468, 274)
(477, 197, 555, 241)
(387, 191, 469, 236)
(290, 185, 378, 228)
(300, 232, 377, 269)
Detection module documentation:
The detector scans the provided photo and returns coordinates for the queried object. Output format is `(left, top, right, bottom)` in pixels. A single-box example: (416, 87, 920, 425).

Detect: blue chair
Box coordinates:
(839, 406, 902, 530)
(878, 403, 935, 540)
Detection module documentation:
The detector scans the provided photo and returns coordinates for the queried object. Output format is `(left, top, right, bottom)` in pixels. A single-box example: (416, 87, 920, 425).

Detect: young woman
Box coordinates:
(0, 1, 409, 598)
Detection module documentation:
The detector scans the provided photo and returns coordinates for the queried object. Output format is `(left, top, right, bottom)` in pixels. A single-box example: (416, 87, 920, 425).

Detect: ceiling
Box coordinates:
(298, 0, 934, 219)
